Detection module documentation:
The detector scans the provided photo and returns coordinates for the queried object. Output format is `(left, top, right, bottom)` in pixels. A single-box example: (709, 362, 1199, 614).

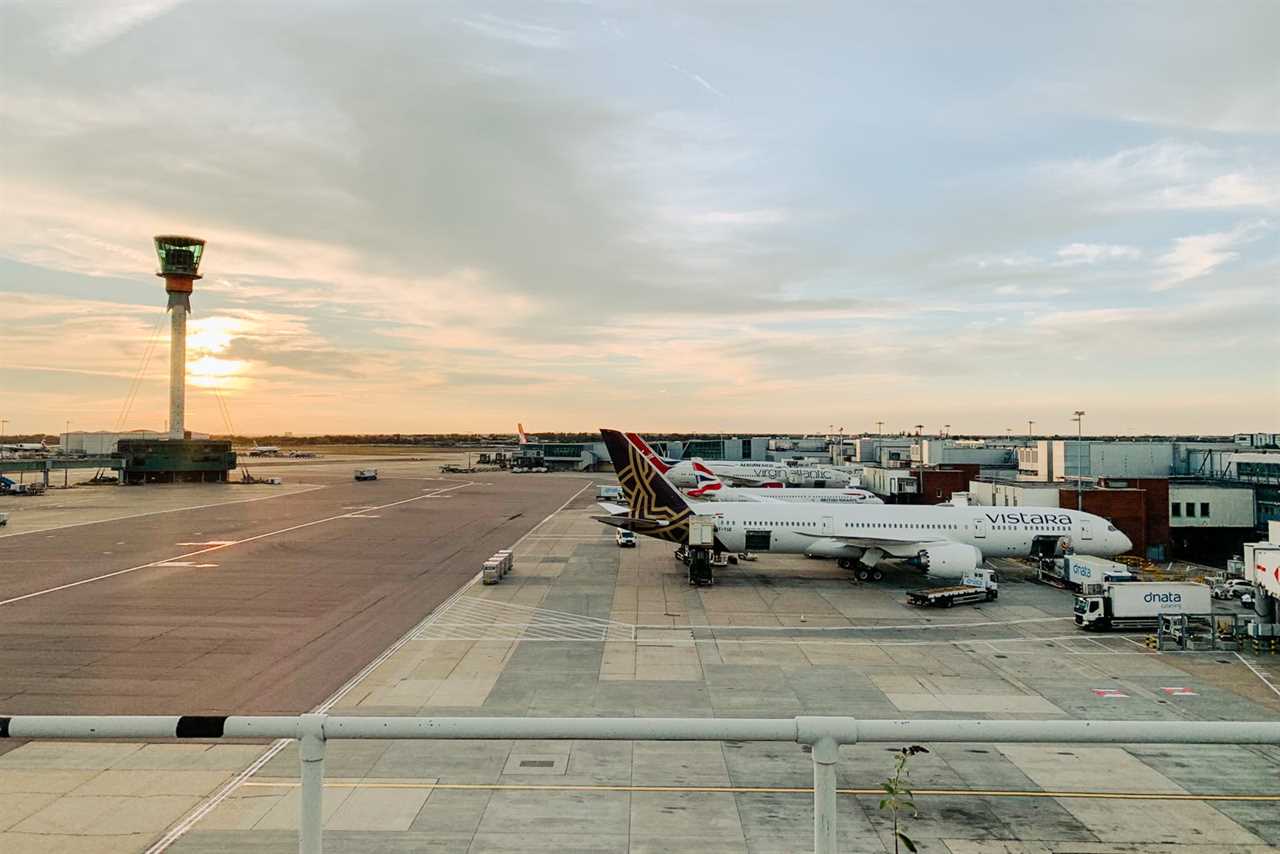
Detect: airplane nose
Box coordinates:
(1119, 531, 1133, 553)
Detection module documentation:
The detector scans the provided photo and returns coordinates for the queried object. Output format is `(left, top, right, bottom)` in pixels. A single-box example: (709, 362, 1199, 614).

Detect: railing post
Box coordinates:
(811, 736, 839, 854)
(298, 713, 327, 854)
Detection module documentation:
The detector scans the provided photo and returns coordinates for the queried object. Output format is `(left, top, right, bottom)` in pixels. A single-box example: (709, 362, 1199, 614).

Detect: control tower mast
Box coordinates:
(153, 235, 205, 439)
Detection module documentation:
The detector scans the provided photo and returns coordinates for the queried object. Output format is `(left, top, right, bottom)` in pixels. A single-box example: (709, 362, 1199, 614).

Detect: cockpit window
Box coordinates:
(1107, 525, 1117, 531)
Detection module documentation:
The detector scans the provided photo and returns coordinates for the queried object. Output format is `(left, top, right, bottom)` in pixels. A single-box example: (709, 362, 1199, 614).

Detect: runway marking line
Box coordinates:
(237, 780, 1280, 802)
(146, 479, 595, 853)
(0, 481, 476, 608)
(0, 484, 329, 539)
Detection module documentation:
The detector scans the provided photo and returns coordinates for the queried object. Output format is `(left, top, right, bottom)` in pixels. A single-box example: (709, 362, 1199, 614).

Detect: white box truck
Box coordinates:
(1040, 554, 1136, 592)
(1074, 582, 1211, 631)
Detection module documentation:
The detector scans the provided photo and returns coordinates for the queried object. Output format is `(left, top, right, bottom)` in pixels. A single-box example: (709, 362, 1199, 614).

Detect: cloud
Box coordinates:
(1055, 243, 1142, 266)
(457, 13, 569, 49)
(2, 2, 1278, 433)
(39, 0, 189, 55)
(1155, 221, 1271, 290)
(1044, 142, 1280, 214)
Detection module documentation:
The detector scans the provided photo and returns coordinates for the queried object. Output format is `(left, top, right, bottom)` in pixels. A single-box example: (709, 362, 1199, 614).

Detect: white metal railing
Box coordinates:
(3, 714, 1279, 854)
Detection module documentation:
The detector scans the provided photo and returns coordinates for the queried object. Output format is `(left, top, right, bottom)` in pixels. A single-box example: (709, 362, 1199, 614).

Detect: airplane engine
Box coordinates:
(908, 543, 982, 578)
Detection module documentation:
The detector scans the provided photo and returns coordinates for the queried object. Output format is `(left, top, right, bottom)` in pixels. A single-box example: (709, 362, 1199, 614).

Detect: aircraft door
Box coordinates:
(821, 515, 834, 536)
(974, 518, 988, 539)
(1081, 521, 1093, 542)
(745, 530, 772, 551)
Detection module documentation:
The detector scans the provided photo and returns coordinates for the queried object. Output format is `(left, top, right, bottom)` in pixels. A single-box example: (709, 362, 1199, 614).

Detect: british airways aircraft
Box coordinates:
(596, 429, 1132, 582)
(687, 459, 882, 505)
(625, 432, 858, 488)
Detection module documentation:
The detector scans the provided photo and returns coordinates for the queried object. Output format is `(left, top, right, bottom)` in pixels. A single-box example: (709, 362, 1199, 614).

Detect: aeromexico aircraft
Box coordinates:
(625, 432, 858, 488)
(596, 429, 1132, 582)
(688, 459, 883, 505)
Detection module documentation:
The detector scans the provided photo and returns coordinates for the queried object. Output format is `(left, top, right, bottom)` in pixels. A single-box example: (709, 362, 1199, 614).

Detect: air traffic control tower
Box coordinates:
(115, 236, 236, 483)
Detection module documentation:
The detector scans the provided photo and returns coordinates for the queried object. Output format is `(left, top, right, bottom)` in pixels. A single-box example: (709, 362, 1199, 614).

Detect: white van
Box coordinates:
(615, 529, 637, 548)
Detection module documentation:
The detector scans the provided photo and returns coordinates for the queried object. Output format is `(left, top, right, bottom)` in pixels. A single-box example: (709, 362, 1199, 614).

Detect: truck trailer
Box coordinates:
(1074, 582, 1211, 631)
(907, 570, 998, 608)
(1039, 554, 1136, 592)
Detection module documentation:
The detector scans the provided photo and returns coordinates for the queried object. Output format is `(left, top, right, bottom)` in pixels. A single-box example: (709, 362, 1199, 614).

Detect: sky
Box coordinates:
(1, 1, 1277, 437)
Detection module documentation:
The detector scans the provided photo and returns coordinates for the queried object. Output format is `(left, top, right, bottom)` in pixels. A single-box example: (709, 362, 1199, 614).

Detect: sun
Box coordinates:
(185, 316, 250, 389)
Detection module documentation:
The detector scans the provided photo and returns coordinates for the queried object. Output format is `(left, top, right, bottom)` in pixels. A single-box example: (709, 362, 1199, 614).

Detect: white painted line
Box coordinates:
(147, 478, 593, 852)
(0, 485, 329, 539)
(633, 615, 1073, 632)
(345, 514, 382, 518)
(0, 482, 475, 608)
(1234, 652, 1280, 700)
(176, 541, 238, 546)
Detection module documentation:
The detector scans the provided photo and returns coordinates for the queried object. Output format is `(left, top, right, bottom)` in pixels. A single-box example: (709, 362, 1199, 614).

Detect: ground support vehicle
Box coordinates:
(1039, 554, 1135, 591)
(907, 570, 999, 607)
(1074, 582, 1211, 631)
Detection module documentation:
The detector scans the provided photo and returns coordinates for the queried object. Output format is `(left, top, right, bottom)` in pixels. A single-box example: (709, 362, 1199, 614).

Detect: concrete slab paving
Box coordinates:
(11, 487, 1280, 852)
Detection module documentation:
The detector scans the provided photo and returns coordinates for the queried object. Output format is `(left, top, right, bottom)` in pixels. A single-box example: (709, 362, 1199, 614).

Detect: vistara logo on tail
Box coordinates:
(603, 429, 691, 543)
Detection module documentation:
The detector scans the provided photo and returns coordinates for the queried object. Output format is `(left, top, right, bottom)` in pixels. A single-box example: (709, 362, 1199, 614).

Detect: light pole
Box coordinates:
(0, 418, 7, 459)
(1072, 410, 1086, 511)
(875, 420, 884, 435)
(914, 424, 924, 437)
(943, 423, 950, 438)
(1027, 419, 1035, 438)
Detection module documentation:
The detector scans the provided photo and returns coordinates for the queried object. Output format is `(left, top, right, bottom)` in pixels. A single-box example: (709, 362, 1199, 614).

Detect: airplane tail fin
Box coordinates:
(621, 431, 677, 473)
(600, 429, 692, 542)
(517, 423, 528, 445)
(687, 458, 724, 497)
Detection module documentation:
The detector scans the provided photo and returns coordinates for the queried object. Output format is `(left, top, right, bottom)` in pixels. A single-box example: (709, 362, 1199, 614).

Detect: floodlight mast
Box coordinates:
(154, 235, 206, 440)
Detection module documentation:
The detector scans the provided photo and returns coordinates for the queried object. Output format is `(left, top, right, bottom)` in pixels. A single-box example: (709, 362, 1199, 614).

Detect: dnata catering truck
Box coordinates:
(1040, 554, 1136, 592)
(907, 570, 998, 608)
(1074, 582, 1210, 631)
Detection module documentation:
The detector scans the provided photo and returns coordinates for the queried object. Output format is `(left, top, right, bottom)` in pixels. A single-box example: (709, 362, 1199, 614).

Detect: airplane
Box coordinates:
(687, 459, 883, 505)
(595, 428, 1132, 582)
(247, 445, 281, 456)
(1, 443, 48, 453)
(517, 423, 545, 445)
(624, 432, 858, 488)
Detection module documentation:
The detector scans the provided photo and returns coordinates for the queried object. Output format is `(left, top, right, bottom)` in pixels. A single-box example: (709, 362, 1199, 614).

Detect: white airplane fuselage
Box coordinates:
(665, 459, 858, 488)
(702, 502, 1131, 563)
(699, 486, 882, 505)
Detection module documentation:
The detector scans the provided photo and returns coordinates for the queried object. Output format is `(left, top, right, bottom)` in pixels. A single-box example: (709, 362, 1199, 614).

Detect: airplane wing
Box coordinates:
(794, 531, 948, 557)
(592, 514, 675, 532)
(596, 502, 629, 516)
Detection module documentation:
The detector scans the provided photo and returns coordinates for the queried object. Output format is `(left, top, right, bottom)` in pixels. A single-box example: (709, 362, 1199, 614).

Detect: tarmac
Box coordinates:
(1, 466, 1278, 852)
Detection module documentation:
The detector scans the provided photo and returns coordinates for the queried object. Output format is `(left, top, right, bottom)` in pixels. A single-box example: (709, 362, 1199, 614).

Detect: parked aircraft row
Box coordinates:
(687, 460, 881, 504)
(596, 429, 1131, 582)
(625, 432, 859, 488)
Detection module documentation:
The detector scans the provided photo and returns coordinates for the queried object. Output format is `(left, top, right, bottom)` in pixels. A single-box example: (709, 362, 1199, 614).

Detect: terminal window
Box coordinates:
(1171, 503, 1181, 517)
(1201, 502, 1210, 517)
(1185, 502, 1196, 517)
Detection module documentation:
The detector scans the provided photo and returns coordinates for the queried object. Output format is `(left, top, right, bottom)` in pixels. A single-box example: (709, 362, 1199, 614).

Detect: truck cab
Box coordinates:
(959, 569, 998, 593)
(1074, 595, 1104, 628)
